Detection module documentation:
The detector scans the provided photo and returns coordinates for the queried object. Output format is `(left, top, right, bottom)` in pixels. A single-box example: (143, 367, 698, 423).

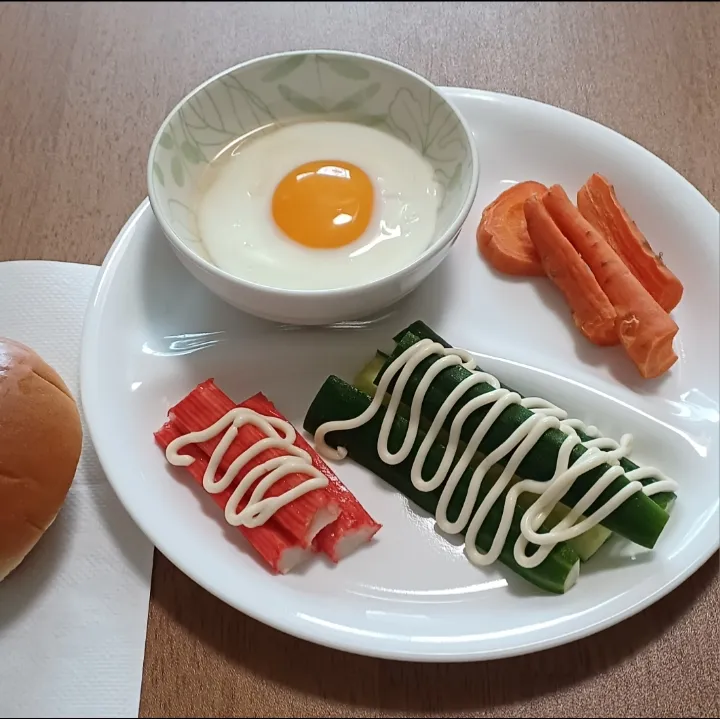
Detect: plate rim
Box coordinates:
(80, 88, 719, 662)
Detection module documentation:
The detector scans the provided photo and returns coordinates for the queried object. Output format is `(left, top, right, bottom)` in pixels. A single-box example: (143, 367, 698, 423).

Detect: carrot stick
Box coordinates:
(523, 194, 619, 346)
(543, 185, 679, 379)
(477, 181, 548, 276)
(577, 174, 683, 312)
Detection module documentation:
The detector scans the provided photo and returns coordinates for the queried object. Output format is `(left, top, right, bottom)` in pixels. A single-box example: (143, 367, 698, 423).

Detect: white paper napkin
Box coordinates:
(0, 261, 154, 719)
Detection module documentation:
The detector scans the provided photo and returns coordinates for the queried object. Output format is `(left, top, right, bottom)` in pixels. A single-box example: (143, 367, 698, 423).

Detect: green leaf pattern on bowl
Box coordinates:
(151, 53, 474, 250)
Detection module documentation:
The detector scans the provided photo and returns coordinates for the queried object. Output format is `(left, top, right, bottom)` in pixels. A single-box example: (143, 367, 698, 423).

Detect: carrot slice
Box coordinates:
(577, 174, 683, 312)
(523, 193, 618, 346)
(543, 185, 679, 379)
(477, 181, 548, 276)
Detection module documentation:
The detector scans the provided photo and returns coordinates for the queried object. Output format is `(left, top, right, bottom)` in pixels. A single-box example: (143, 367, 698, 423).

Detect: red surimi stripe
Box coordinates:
(154, 421, 304, 574)
(241, 392, 382, 563)
(169, 380, 339, 548)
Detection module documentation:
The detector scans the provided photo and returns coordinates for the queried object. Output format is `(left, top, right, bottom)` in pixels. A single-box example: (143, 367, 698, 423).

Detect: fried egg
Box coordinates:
(197, 121, 440, 291)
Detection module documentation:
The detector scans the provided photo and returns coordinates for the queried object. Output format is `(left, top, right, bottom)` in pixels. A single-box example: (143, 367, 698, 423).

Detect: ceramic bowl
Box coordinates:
(147, 50, 478, 325)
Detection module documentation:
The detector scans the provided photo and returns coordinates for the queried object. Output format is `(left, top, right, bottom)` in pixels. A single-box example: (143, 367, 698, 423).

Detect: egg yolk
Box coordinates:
(271, 160, 373, 249)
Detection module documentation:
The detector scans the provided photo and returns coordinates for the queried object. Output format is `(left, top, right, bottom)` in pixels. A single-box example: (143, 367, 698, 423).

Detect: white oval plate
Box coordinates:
(81, 88, 719, 661)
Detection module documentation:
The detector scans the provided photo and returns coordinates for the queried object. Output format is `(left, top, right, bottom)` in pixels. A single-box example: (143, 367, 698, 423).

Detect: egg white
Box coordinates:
(196, 121, 440, 291)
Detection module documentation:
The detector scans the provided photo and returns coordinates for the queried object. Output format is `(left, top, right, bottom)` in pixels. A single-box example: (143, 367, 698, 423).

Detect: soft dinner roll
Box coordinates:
(0, 337, 82, 581)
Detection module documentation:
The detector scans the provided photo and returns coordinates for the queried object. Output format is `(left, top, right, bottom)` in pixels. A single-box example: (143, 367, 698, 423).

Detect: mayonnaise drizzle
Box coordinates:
(314, 339, 678, 569)
(166, 408, 328, 528)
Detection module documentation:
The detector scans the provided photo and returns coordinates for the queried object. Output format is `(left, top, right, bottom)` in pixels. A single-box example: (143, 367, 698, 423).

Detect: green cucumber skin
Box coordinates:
(395, 321, 676, 510)
(304, 376, 580, 595)
(377, 330, 669, 549)
(354, 355, 614, 564)
(518, 493, 613, 561)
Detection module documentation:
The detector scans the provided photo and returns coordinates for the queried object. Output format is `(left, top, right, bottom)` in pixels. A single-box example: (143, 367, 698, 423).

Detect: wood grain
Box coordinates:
(1, 2, 718, 717)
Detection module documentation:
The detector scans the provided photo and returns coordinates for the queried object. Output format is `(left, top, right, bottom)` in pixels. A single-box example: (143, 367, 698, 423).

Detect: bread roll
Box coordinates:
(0, 338, 82, 581)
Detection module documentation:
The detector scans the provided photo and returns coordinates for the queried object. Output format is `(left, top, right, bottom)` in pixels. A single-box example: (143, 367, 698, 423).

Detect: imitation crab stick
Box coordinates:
(523, 193, 619, 346)
(477, 181, 548, 276)
(242, 392, 382, 562)
(577, 174, 684, 313)
(542, 185, 679, 378)
(169, 381, 340, 547)
(154, 421, 311, 574)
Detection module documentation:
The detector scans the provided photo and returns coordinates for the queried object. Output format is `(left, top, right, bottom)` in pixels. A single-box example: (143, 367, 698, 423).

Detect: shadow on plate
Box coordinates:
(137, 212, 456, 345)
(494, 266, 675, 393)
(147, 550, 717, 714)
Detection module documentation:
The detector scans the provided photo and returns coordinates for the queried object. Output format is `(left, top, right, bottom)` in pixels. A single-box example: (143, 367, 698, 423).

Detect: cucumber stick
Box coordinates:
(515, 492, 612, 561)
(304, 376, 581, 594)
(353, 351, 387, 396)
(354, 354, 612, 562)
(377, 328, 670, 549)
(397, 321, 676, 512)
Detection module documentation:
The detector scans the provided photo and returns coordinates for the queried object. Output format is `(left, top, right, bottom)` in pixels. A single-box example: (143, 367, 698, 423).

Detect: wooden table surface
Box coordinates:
(1, 2, 718, 717)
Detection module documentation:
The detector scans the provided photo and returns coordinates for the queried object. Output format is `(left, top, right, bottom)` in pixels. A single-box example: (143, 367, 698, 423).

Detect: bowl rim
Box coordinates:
(147, 49, 480, 299)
